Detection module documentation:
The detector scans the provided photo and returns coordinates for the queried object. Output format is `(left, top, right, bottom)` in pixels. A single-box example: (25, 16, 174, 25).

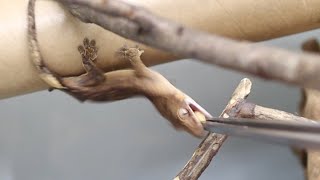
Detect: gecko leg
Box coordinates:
(117, 45, 149, 77)
(76, 38, 106, 87)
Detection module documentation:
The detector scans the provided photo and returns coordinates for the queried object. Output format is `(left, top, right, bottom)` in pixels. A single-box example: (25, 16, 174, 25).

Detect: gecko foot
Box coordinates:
(74, 37, 105, 87)
(78, 37, 98, 62)
(116, 45, 144, 62)
(116, 45, 147, 76)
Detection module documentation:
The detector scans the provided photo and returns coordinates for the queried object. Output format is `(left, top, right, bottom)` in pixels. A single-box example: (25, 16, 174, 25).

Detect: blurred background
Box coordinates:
(1, 29, 319, 180)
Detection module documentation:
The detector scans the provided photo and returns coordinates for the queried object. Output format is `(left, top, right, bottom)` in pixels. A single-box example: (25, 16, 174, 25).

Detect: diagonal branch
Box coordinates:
(57, 0, 320, 90)
(175, 78, 252, 179)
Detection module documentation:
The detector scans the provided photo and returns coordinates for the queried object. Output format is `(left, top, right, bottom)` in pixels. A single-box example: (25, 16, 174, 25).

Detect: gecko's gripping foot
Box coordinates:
(72, 37, 105, 87)
(78, 37, 98, 62)
(116, 45, 144, 62)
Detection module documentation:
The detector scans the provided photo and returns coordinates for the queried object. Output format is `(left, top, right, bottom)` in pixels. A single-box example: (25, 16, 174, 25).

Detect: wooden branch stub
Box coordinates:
(174, 78, 252, 180)
(227, 102, 317, 124)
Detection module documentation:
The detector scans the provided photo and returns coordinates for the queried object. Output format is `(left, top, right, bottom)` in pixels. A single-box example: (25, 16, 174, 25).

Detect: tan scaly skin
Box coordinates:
(27, 0, 212, 137)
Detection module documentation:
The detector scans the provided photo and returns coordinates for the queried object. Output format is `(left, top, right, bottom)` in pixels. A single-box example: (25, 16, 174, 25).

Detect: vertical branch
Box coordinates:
(175, 78, 252, 180)
(300, 38, 320, 180)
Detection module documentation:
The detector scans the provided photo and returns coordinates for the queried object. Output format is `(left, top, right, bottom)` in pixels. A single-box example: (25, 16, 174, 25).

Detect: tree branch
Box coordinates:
(57, 0, 320, 90)
(175, 78, 252, 179)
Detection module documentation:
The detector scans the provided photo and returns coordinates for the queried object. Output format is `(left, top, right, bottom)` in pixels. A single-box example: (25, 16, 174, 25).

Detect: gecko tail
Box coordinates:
(27, 0, 65, 89)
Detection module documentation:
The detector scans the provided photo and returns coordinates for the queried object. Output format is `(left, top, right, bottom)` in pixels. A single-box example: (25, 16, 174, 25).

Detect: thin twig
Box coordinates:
(174, 78, 252, 180)
(57, 0, 320, 90)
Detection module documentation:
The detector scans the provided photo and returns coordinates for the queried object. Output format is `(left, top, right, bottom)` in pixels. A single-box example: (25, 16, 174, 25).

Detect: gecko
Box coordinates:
(27, 0, 212, 137)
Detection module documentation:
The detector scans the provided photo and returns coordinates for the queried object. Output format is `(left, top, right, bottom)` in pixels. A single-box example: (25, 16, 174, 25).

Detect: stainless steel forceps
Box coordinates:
(203, 117, 320, 149)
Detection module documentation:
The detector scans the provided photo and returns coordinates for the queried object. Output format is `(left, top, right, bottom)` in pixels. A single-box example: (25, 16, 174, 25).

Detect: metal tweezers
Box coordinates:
(203, 117, 320, 149)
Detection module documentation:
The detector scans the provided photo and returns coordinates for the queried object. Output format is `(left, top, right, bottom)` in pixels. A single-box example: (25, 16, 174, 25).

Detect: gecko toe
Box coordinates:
(78, 45, 85, 55)
(83, 37, 90, 48)
(89, 39, 96, 47)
